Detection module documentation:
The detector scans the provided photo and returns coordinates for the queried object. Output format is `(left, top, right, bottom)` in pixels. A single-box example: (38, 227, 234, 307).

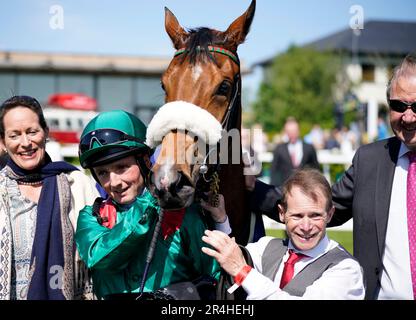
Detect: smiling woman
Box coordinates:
(0, 95, 99, 300)
(2, 106, 48, 173)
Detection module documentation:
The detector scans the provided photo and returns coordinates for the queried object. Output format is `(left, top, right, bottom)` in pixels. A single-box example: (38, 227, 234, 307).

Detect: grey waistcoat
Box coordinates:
(261, 238, 354, 296)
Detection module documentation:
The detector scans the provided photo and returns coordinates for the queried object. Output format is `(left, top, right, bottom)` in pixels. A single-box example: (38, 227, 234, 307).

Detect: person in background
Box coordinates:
(304, 124, 324, 150)
(377, 116, 390, 140)
(324, 128, 341, 150)
(75, 110, 230, 300)
(0, 95, 98, 300)
(270, 117, 320, 187)
(202, 169, 364, 299)
(330, 53, 416, 299)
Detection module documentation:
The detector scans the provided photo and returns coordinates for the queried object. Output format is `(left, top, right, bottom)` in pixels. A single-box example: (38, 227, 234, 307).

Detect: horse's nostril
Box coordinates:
(173, 172, 192, 193)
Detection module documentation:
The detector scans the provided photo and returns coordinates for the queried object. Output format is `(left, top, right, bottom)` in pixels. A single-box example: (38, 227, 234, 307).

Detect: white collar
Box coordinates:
(288, 234, 330, 258)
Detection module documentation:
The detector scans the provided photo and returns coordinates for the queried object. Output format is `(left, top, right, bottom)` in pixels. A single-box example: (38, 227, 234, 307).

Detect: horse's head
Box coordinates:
(147, 0, 255, 209)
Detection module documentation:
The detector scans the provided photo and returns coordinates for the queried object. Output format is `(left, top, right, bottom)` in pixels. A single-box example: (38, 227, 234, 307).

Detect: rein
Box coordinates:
(221, 73, 240, 131)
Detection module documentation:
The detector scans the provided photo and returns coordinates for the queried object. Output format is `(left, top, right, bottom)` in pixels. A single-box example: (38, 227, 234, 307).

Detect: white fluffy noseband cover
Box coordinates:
(146, 101, 223, 148)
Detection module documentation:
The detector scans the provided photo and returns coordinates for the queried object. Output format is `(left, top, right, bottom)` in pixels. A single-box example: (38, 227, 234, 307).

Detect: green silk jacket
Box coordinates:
(75, 191, 220, 299)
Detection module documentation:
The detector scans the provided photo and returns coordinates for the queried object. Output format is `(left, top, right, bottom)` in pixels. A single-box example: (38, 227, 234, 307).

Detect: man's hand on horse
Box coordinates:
(201, 230, 247, 277)
(201, 193, 227, 223)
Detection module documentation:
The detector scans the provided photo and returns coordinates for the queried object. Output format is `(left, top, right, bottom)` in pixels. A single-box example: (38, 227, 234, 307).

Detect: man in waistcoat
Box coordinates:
(202, 168, 365, 299)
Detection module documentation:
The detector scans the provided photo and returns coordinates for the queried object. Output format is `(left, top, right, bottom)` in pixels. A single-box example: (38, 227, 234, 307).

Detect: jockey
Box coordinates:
(75, 110, 230, 299)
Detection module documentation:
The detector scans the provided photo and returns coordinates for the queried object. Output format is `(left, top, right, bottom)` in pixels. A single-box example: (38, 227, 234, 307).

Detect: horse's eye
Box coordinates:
(160, 81, 166, 92)
(216, 81, 232, 96)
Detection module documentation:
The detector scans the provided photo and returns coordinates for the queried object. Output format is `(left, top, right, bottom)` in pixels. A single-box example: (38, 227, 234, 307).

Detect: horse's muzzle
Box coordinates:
(149, 171, 195, 209)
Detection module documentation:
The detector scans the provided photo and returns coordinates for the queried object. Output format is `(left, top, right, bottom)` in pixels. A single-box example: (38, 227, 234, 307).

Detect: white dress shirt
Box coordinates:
(377, 142, 413, 299)
(287, 140, 303, 167)
(242, 235, 365, 300)
(214, 216, 232, 235)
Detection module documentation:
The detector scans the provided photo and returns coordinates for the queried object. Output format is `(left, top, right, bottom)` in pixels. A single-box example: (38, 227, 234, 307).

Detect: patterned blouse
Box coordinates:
(4, 176, 37, 300)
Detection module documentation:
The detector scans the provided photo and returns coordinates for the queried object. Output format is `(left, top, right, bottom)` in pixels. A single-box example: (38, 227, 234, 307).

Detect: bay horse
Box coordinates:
(146, 0, 260, 245)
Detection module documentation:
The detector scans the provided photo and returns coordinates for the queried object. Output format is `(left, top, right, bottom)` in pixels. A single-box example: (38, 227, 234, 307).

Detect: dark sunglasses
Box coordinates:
(79, 128, 144, 154)
(388, 99, 416, 113)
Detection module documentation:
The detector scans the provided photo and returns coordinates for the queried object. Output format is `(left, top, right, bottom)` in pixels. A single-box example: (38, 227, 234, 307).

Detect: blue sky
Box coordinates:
(0, 0, 415, 98)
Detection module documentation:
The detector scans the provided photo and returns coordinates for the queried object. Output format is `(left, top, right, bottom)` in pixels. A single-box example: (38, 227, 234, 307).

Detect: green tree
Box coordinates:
(252, 46, 344, 135)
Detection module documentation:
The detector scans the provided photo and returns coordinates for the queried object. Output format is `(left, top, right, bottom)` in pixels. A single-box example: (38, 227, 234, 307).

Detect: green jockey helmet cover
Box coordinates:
(79, 110, 150, 168)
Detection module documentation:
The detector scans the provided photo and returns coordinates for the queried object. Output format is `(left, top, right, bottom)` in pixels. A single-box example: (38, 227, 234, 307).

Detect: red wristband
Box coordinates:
(233, 265, 252, 285)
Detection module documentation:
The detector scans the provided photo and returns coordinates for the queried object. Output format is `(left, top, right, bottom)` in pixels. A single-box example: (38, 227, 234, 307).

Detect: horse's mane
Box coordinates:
(184, 27, 227, 65)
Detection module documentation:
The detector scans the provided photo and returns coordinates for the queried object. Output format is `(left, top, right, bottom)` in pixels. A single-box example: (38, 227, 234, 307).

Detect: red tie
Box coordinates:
(279, 249, 305, 289)
(407, 152, 416, 299)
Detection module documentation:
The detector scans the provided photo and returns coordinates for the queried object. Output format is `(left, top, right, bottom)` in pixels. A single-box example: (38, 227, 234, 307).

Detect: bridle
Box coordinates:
(173, 45, 242, 205)
(174, 45, 241, 131)
(174, 45, 239, 64)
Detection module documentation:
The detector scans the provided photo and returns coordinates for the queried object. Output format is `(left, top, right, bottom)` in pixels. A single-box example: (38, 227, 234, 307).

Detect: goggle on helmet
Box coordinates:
(79, 110, 150, 168)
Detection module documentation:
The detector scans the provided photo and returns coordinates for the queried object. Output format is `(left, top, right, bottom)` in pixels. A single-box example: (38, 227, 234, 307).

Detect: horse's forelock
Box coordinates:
(184, 28, 226, 64)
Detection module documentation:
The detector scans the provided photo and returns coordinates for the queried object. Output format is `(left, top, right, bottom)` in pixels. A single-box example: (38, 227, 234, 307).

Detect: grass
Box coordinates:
(265, 229, 353, 255)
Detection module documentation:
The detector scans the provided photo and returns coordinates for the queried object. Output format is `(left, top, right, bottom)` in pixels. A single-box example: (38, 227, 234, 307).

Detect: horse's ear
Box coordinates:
(223, 0, 256, 52)
(165, 7, 189, 50)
